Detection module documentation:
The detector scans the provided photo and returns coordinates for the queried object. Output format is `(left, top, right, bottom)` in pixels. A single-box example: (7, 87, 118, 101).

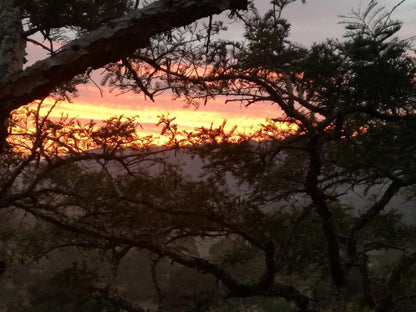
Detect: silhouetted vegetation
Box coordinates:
(0, 1, 415, 312)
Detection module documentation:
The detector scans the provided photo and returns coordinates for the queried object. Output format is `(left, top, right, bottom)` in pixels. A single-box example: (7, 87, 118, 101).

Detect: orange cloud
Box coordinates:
(38, 84, 285, 142)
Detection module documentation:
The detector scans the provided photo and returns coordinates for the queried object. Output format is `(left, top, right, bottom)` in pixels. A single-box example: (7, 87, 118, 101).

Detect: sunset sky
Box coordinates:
(26, 0, 416, 140)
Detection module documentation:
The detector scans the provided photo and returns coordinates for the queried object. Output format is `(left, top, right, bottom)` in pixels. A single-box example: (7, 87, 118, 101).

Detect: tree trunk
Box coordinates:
(0, 0, 25, 152)
(0, 0, 25, 83)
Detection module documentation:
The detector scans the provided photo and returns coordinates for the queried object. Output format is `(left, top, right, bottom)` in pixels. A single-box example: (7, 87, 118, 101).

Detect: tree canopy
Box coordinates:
(0, 1, 415, 312)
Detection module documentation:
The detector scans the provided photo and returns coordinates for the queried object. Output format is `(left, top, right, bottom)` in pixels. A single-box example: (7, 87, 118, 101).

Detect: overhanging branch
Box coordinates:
(0, 0, 247, 113)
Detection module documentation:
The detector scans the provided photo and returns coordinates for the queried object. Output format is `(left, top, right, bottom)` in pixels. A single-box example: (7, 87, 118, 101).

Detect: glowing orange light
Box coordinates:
(27, 83, 294, 143)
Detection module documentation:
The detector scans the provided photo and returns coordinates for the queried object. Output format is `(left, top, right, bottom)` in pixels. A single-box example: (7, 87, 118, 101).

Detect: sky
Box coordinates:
(26, 0, 416, 141)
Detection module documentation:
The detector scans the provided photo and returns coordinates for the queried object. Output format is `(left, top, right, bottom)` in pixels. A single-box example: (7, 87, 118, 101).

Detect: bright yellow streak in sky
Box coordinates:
(37, 85, 287, 143)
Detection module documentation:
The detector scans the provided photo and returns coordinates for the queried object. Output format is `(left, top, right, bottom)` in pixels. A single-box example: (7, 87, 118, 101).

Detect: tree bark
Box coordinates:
(0, 0, 25, 84)
(0, 0, 25, 153)
(0, 0, 247, 152)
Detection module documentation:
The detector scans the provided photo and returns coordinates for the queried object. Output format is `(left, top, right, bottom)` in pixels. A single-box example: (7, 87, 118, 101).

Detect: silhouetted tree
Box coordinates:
(0, 0, 248, 152)
(0, 1, 415, 312)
